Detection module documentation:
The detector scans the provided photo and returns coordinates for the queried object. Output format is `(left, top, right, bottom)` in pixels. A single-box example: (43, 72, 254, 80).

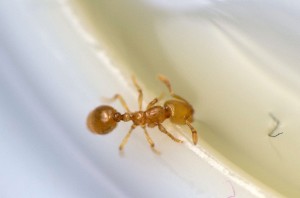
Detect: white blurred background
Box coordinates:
(1, 0, 300, 197)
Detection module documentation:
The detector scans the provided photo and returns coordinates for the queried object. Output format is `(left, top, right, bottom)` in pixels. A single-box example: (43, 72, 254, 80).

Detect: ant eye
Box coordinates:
(87, 105, 117, 134)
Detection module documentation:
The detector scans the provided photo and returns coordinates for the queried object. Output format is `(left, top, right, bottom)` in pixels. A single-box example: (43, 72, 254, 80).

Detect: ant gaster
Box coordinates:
(87, 75, 198, 152)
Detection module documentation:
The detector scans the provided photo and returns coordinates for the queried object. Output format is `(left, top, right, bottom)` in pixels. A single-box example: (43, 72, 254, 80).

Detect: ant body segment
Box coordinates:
(87, 75, 198, 152)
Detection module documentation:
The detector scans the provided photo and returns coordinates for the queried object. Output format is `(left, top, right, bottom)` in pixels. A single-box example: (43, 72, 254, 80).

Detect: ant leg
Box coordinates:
(119, 125, 136, 151)
(158, 74, 189, 103)
(132, 75, 143, 111)
(146, 93, 164, 110)
(142, 126, 160, 154)
(186, 120, 198, 145)
(147, 98, 159, 110)
(103, 94, 130, 112)
(158, 124, 183, 143)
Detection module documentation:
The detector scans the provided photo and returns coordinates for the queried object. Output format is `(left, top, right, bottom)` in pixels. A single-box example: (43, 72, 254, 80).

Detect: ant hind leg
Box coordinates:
(119, 125, 136, 151)
(102, 94, 130, 112)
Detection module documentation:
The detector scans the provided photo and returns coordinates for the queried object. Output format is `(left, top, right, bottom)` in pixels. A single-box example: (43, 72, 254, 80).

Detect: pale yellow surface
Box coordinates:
(71, 1, 300, 197)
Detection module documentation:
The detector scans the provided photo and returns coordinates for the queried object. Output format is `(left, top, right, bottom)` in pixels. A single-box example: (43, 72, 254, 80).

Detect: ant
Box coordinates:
(87, 75, 198, 152)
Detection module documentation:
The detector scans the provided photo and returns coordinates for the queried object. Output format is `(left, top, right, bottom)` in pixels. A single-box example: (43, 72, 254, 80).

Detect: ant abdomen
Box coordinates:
(87, 105, 118, 134)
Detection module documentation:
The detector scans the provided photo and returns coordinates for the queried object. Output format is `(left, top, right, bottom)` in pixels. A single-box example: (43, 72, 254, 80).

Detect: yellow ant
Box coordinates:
(87, 75, 198, 153)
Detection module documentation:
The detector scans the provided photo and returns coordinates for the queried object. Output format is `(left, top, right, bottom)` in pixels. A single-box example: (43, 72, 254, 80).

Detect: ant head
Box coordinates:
(87, 105, 118, 134)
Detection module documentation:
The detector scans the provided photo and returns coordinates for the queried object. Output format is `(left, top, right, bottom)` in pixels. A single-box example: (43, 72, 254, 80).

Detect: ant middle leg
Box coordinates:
(119, 124, 136, 151)
(158, 74, 189, 104)
(142, 126, 160, 154)
(158, 124, 183, 143)
(146, 93, 164, 110)
(132, 75, 143, 111)
(186, 120, 198, 145)
(103, 94, 130, 112)
(147, 98, 159, 110)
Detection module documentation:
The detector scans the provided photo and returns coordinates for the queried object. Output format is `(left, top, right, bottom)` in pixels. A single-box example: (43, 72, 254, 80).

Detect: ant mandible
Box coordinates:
(87, 75, 198, 152)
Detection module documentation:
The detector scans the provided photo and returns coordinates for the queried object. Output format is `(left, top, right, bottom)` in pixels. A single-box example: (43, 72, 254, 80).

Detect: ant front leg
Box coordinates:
(158, 74, 189, 104)
(158, 124, 183, 143)
(186, 120, 198, 145)
(103, 94, 130, 112)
